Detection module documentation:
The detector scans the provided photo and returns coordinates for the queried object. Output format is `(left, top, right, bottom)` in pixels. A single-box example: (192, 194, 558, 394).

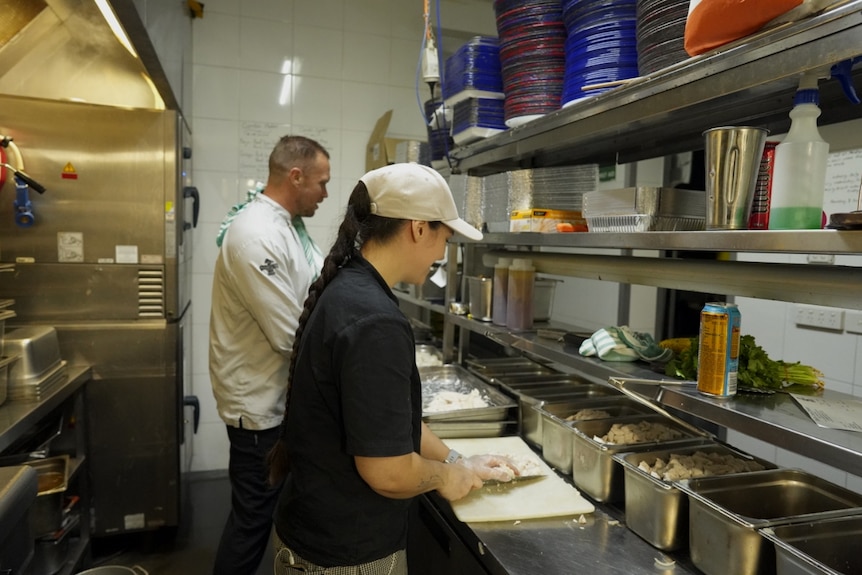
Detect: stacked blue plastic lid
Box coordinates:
(443, 36, 504, 101)
(424, 97, 450, 164)
(561, 0, 638, 106)
(452, 98, 507, 146)
(636, 0, 689, 75)
(494, 0, 566, 127)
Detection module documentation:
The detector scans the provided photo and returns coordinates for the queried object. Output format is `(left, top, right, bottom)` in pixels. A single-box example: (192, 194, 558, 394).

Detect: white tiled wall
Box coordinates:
(188, 0, 496, 471)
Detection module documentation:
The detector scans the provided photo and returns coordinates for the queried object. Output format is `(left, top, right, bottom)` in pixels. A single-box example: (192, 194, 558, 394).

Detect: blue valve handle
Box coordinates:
(830, 57, 862, 105)
(13, 176, 34, 227)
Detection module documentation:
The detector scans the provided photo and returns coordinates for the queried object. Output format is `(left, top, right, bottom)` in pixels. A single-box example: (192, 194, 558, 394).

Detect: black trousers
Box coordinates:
(213, 424, 283, 575)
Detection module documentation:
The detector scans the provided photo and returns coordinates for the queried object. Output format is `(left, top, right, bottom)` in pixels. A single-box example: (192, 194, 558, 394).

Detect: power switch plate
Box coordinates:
(794, 305, 844, 331)
(807, 254, 835, 265)
(845, 311, 862, 335)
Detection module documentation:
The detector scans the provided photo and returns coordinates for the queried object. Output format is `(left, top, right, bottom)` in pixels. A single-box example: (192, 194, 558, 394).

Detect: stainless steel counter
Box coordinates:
(0, 364, 92, 452)
(470, 511, 698, 574)
(424, 476, 700, 575)
(660, 385, 862, 477)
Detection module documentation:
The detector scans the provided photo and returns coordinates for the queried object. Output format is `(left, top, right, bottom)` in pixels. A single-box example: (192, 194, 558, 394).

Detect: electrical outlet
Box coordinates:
(806, 254, 835, 265)
(846, 310, 862, 335)
(794, 304, 844, 331)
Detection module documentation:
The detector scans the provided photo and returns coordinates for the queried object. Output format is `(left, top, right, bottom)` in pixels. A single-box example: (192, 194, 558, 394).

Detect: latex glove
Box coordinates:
(461, 454, 520, 483)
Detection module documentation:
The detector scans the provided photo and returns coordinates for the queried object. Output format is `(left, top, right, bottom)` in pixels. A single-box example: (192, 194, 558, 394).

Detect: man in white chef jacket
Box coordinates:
(209, 135, 329, 575)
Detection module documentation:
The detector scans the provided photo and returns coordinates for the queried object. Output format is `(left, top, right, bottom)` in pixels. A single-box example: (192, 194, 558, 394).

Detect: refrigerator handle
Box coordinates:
(184, 395, 200, 433)
(183, 186, 200, 228)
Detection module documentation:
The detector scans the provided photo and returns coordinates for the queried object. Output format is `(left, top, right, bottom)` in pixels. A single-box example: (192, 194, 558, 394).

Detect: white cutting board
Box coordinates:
(444, 436, 595, 522)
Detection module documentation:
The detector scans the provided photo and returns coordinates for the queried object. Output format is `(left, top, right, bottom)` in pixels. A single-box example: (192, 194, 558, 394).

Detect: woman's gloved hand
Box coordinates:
(461, 454, 520, 483)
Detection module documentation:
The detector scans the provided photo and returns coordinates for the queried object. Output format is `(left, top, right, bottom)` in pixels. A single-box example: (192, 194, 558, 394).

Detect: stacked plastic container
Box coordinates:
(494, 0, 567, 127)
(424, 96, 450, 167)
(443, 36, 507, 146)
(561, 0, 638, 105)
(635, 0, 690, 75)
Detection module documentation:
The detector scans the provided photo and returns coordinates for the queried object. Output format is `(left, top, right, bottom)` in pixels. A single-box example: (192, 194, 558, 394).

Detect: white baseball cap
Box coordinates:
(360, 163, 483, 241)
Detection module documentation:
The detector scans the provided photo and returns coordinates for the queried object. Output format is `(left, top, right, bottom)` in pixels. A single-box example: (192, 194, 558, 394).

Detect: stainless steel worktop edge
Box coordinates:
(421, 463, 699, 575)
(0, 365, 92, 453)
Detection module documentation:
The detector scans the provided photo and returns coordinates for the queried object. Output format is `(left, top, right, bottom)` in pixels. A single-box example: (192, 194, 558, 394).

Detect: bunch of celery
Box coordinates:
(664, 334, 824, 390)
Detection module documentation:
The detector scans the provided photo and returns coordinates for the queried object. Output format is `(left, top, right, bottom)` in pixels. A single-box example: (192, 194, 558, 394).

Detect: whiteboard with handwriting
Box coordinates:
(239, 122, 335, 181)
(823, 148, 862, 215)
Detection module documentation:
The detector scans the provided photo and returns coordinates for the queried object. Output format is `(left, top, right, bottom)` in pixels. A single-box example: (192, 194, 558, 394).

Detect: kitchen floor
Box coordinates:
(88, 471, 274, 575)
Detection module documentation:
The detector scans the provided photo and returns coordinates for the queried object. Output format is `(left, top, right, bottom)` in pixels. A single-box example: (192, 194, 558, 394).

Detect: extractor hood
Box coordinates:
(0, 0, 176, 110)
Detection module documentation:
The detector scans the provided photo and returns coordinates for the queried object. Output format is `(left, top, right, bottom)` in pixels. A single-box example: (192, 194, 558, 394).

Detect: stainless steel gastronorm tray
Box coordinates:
(516, 381, 621, 445)
(421, 364, 517, 422)
(464, 356, 550, 370)
(614, 441, 777, 552)
(569, 413, 704, 503)
(679, 468, 862, 575)
(427, 420, 515, 439)
(761, 514, 862, 575)
(491, 373, 594, 395)
(470, 364, 560, 385)
(520, 390, 619, 448)
(415, 344, 444, 368)
(540, 396, 656, 474)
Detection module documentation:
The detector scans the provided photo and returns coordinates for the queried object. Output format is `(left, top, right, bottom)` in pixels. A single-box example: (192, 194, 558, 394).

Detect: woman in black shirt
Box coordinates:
(268, 163, 516, 574)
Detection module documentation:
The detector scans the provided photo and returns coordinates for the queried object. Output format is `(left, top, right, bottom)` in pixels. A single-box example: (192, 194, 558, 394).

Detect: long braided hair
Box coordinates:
(267, 180, 408, 485)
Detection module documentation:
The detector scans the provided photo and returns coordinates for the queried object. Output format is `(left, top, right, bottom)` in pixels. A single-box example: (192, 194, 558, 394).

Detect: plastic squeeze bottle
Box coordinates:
(506, 258, 535, 331)
(768, 75, 830, 229)
(492, 257, 511, 326)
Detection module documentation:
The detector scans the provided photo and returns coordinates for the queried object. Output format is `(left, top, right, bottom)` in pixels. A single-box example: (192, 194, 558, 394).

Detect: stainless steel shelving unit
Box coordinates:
(397, 6, 862, 573)
(398, 0, 862, 485)
(398, 295, 862, 478)
(0, 365, 93, 575)
(448, 1, 862, 173)
(463, 230, 862, 253)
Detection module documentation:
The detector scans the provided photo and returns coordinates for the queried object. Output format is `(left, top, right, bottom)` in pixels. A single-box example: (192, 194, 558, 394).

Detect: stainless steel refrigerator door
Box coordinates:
(54, 321, 182, 535)
(0, 94, 187, 319)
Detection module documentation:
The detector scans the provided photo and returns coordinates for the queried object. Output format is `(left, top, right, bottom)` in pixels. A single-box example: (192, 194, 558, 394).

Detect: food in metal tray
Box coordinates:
(595, 421, 684, 444)
(415, 348, 443, 367)
(425, 389, 490, 412)
(638, 450, 766, 481)
(566, 408, 611, 421)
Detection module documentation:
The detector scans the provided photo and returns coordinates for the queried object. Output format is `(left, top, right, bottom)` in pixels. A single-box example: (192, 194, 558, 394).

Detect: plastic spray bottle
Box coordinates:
(506, 258, 535, 331)
(768, 73, 830, 229)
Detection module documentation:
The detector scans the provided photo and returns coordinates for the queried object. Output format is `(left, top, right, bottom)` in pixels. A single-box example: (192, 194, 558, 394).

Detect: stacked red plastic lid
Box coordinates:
(494, 0, 566, 127)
